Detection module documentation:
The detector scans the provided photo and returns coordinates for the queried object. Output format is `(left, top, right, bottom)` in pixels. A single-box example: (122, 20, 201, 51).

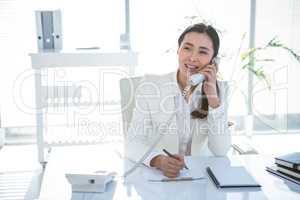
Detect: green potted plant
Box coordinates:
(239, 36, 300, 135)
(240, 36, 300, 90)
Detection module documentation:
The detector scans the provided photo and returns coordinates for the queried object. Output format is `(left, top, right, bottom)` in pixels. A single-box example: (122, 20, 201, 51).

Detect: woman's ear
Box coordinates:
(210, 57, 216, 65)
(211, 57, 220, 71)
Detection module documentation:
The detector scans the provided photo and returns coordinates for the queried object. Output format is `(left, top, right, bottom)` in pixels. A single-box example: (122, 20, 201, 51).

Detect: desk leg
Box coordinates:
(34, 68, 45, 163)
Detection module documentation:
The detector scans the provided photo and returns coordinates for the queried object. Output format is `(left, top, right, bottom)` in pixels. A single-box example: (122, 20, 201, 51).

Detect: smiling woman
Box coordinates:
(177, 32, 215, 87)
(176, 24, 221, 117)
(125, 23, 231, 178)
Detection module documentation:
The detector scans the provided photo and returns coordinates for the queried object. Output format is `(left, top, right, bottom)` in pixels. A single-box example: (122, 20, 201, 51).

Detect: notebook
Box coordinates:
(206, 166, 261, 188)
(275, 152, 300, 170)
(266, 166, 300, 185)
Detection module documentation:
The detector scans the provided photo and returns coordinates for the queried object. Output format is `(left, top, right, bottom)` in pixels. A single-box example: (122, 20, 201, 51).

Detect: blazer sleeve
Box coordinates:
(124, 77, 161, 166)
(207, 81, 231, 156)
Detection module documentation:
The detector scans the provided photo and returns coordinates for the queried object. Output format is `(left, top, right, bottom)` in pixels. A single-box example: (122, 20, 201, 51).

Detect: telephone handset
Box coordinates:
(189, 57, 219, 86)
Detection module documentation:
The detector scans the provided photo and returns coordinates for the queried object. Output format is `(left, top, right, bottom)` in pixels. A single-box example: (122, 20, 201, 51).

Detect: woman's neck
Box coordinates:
(177, 71, 188, 90)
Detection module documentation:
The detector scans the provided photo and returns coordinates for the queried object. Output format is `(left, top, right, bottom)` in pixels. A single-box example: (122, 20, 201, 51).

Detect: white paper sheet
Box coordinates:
(142, 159, 205, 182)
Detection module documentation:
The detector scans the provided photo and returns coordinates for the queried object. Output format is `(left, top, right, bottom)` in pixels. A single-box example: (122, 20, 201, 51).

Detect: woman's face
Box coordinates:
(177, 32, 214, 82)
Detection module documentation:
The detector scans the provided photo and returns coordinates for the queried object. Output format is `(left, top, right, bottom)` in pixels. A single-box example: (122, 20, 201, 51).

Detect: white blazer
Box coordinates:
(125, 71, 231, 165)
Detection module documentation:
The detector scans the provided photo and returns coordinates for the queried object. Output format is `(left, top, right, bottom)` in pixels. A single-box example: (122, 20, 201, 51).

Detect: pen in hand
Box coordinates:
(163, 149, 189, 170)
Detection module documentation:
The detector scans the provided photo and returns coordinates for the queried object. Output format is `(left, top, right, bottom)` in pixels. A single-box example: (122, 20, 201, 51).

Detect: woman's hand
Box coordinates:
(200, 63, 220, 108)
(150, 155, 185, 178)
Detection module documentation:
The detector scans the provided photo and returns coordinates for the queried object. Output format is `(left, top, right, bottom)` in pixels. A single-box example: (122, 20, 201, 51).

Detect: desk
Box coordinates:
(39, 144, 300, 200)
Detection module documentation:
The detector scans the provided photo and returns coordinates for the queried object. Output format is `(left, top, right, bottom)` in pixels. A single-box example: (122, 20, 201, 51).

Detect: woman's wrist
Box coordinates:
(208, 96, 220, 108)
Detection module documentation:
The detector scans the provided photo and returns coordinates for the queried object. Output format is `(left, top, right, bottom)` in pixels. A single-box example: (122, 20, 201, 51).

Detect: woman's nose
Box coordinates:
(189, 52, 198, 62)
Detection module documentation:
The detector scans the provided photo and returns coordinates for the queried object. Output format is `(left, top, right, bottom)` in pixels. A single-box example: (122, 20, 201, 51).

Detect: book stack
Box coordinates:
(266, 152, 300, 185)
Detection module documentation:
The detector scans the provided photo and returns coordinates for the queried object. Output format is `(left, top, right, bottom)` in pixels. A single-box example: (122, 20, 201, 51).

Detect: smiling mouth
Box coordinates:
(185, 64, 198, 73)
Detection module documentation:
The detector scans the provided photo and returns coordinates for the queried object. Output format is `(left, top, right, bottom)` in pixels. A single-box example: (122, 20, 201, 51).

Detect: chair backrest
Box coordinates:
(119, 76, 142, 135)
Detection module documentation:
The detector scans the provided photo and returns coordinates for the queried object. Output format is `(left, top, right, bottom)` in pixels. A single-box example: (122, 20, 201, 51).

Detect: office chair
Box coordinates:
(119, 76, 142, 135)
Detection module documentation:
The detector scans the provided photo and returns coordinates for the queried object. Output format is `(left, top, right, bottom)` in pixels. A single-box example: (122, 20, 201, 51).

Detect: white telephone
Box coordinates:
(189, 73, 205, 86)
(189, 57, 219, 86)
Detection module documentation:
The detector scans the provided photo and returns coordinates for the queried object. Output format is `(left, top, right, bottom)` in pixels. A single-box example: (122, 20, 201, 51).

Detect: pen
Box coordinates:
(163, 149, 189, 170)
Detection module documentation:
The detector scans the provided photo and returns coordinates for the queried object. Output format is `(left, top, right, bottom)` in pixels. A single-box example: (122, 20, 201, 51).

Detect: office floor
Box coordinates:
(0, 145, 43, 200)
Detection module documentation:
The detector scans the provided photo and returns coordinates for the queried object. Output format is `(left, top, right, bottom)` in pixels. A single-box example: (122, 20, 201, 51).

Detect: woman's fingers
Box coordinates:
(162, 167, 178, 178)
(165, 166, 179, 175)
(167, 162, 182, 171)
(169, 157, 184, 169)
(164, 171, 178, 178)
(167, 157, 181, 165)
(201, 65, 217, 81)
(159, 156, 184, 178)
(165, 163, 180, 176)
(201, 65, 216, 75)
(172, 154, 184, 161)
(172, 154, 185, 168)
(198, 64, 216, 73)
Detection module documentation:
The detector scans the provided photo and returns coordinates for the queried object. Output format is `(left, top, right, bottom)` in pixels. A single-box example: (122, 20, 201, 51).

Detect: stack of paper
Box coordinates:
(143, 167, 205, 182)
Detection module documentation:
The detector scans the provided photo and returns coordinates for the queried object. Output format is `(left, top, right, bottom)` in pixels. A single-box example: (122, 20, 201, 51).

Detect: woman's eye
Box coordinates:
(183, 47, 191, 50)
(199, 51, 208, 54)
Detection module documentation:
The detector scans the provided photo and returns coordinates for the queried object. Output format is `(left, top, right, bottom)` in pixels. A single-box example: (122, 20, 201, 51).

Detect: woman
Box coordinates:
(125, 23, 231, 178)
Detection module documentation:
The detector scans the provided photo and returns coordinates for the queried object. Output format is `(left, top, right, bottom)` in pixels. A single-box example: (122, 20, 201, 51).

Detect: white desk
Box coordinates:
(38, 144, 300, 200)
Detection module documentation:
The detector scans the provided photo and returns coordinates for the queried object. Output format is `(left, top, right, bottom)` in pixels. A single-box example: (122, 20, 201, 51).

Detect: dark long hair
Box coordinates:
(178, 23, 220, 119)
